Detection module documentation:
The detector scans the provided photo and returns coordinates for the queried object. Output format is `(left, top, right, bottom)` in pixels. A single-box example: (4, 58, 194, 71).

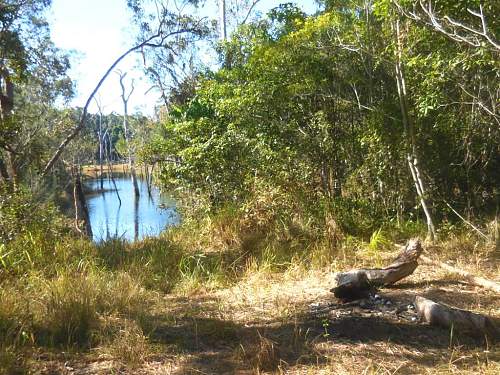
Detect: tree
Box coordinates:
(1, 0, 72, 187)
(118, 71, 140, 197)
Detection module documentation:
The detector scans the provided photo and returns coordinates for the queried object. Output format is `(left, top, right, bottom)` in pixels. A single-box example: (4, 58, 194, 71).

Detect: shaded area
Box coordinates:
(137, 293, 493, 375)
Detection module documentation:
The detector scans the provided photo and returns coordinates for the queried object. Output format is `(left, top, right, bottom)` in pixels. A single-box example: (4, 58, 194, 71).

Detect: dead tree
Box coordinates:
(72, 166, 93, 238)
(41, 19, 206, 177)
(118, 71, 140, 198)
(104, 131, 122, 206)
(94, 97, 106, 189)
(331, 238, 423, 300)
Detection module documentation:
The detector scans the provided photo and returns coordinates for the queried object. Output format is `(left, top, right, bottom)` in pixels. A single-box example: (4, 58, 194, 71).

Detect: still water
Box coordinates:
(85, 176, 179, 242)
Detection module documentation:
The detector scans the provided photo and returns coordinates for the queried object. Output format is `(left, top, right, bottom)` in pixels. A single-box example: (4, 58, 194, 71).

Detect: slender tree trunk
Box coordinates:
(105, 135, 122, 205)
(219, 0, 227, 41)
(393, 19, 436, 241)
(118, 72, 140, 198)
(145, 163, 154, 198)
(0, 153, 10, 182)
(98, 108, 104, 189)
(1, 70, 16, 189)
(73, 167, 93, 238)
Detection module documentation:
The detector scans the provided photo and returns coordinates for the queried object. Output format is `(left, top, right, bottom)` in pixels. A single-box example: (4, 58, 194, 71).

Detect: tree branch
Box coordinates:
(393, 0, 500, 51)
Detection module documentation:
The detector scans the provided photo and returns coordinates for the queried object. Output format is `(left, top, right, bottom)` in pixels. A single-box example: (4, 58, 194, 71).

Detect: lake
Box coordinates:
(85, 175, 179, 242)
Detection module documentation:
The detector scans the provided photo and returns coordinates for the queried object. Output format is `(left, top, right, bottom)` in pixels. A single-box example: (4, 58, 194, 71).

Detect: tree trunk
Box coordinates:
(219, 0, 227, 41)
(1, 70, 16, 189)
(0, 157, 10, 184)
(118, 72, 140, 198)
(393, 19, 436, 241)
(73, 168, 93, 238)
(98, 107, 104, 189)
(331, 238, 423, 300)
(105, 139, 122, 205)
(415, 296, 499, 339)
(146, 163, 154, 198)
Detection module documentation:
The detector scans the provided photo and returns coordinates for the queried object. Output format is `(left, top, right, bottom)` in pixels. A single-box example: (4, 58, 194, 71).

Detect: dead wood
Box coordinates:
(420, 255, 500, 293)
(331, 238, 423, 300)
(415, 296, 499, 339)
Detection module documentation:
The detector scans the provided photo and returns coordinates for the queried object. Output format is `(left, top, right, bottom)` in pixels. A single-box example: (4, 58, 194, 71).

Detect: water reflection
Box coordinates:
(85, 175, 178, 242)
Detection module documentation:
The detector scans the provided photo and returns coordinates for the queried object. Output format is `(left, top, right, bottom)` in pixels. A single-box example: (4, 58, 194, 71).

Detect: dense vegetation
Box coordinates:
(0, 0, 498, 373)
(152, 1, 499, 239)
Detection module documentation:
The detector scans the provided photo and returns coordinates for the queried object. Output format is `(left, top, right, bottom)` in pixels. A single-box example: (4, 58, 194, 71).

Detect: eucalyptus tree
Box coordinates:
(126, 0, 209, 111)
(218, 0, 261, 40)
(1, 0, 73, 188)
(372, 0, 500, 232)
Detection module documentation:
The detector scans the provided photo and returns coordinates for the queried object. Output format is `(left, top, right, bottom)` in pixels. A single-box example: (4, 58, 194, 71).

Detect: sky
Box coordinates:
(48, 0, 319, 116)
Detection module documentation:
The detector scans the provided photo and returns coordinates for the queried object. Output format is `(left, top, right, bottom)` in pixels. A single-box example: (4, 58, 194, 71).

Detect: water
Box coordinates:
(85, 175, 179, 242)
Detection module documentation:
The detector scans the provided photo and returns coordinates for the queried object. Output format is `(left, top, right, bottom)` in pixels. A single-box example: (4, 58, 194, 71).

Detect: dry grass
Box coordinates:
(23, 257, 494, 375)
(2, 217, 499, 374)
(81, 163, 150, 179)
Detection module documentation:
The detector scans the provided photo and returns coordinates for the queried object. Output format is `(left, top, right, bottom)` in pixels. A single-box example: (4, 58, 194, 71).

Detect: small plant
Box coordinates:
(322, 318, 330, 338)
(365, 228, 391, 266)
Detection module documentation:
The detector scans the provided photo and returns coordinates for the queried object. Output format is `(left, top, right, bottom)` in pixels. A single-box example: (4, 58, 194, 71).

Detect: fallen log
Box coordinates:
(415, 296, 500, 339)
(331, 238, 423, 300)
(420, 255, 500, 293)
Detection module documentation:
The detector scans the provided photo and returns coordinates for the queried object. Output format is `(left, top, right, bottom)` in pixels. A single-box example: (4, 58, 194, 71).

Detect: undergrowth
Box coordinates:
(0, 185, 498, 372)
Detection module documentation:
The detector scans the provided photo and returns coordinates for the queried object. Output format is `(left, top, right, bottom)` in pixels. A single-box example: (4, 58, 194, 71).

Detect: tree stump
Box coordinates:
(331, 238, 423, 300)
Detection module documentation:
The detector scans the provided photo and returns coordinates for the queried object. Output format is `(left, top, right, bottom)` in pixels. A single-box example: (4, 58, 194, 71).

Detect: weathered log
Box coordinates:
(331, 238, 423, 300)
(420, 255, 500, 293)
(415, 296, 499, 339)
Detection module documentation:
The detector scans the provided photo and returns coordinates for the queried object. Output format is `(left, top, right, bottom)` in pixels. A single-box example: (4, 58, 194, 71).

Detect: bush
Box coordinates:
(0, 186, 67, 244)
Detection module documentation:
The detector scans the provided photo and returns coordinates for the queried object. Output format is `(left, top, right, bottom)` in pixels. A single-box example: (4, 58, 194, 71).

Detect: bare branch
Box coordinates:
(393, 0, 500, 51)
(241, 0, 261, 26)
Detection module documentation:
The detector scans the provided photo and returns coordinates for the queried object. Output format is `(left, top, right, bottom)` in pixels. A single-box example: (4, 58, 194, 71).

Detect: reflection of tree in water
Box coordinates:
(102, 193, 110, 239)
(134, 195, 139, 241)
(86, 176, 178, 242)
(115, 203, 121, 239)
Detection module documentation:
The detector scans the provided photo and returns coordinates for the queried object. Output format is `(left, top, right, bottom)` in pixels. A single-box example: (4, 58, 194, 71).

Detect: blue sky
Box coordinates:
(48, 0, 319, 116)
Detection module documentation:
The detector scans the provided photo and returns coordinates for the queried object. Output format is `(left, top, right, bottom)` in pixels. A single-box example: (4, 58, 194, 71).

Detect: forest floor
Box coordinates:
(26, 247, 499, 375)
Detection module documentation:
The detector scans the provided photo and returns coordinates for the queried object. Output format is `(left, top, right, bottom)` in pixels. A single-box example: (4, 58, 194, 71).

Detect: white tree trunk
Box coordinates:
(118, 72, 140, 198)
(393, 19, 436, 241)
(219, 0, 227, 41)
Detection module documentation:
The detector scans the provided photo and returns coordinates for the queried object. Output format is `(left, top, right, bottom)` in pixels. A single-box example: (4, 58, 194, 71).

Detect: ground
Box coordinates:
(26, 258, 499, 375)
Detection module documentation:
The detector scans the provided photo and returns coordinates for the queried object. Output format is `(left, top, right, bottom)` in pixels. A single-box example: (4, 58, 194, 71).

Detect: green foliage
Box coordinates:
(0, 186, 66, 245)
(142, 0, 498, 233)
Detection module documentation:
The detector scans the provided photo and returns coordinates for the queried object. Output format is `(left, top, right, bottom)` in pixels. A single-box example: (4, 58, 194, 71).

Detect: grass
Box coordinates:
(0, 198, 498, 374)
